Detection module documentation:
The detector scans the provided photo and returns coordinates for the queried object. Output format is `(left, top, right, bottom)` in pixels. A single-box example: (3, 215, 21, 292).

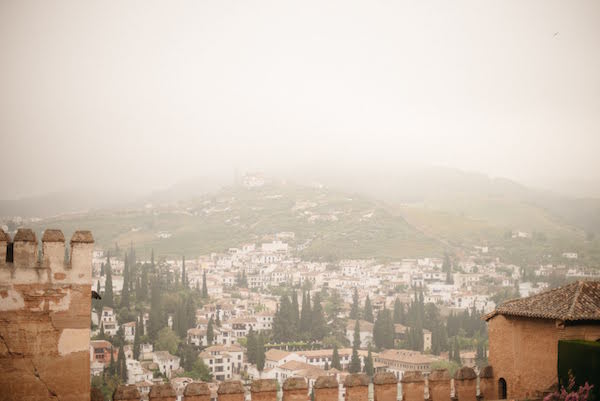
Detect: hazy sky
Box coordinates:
(1, 0, 599, 199)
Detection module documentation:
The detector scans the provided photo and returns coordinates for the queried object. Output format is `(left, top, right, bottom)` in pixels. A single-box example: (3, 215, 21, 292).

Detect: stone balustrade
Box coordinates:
(112, 367, 494, 401)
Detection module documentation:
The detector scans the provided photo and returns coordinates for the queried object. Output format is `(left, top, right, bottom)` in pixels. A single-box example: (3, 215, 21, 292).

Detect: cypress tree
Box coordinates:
(310, 292, 327, 341)
(452, 337, 461, 364)
(364, 345, 374, 377)
(215, 311, 221, 327)
(207, 317, 214, 345)
(324, 361, 329, 370)
(299, 291, 312, 338)
(291, 290, 300, 333)
(363, 296, 373, 323)
(256, 332, 266, 372)
(148, 279, 163, 341)
(331, 344, 341, 370)
(150, 249, 155, 272)
(117, 345, 127, 382)
(350, 288, 360, 320)
(247, 328, 257, 364)
(121, 254, 130, 308)
(202, 270, 208, 299)
(393, 298, 403, 324)
(349, 320, 362, 373)
(133, 314, 141, 360)
(104, 257, 114, 308)
(140, 264, 149, 301)
(108, 347, 116, 375)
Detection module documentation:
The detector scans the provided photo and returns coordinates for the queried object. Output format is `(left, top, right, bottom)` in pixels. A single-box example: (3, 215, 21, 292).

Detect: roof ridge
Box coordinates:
(566, 280, 584, 320)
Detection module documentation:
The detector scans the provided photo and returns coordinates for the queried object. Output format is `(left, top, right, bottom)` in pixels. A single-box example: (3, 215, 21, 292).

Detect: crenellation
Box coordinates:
(282, 377, 308, 401)
(13, 228, 38, 269)
(401, 371, 425, 401)
(0, 228, 9, 266)
(69, 230, 94, 284)
(0, 227, 94, 401)
(42, 229, 67, 274)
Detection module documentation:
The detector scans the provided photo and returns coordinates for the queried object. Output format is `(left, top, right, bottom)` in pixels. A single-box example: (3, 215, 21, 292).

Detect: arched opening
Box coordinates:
(498, 378, 507, 399)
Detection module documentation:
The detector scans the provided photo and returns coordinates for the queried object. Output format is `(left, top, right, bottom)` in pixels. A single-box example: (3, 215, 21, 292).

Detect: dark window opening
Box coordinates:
(498, 378, 507, 399)
(6, 242, 13, 263)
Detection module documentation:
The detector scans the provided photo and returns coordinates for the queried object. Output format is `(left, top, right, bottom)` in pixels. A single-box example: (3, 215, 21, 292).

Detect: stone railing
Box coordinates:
(113, 367, 497, 401)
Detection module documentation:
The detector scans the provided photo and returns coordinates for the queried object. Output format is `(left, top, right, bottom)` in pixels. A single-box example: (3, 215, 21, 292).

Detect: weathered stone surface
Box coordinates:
(149, 383, 176, 400)
(373, 374, 398, 401)
(251, 379, 278, 392)
(218, 380, 245, 394)
(401, 371, 424, 383)
(454, 367, 477, 401)
(14, 228, 36, 242)
(479, 366, 493, 378)
(0, 227, 93, 401)
(344, 373, 370, 387)
(42, 229, 65, 242)
(345, 374, 369, 401)
(373, 372, 398, 385)
(185, 382, 211, 396)
(70, 230, 94, 243)
(283, 377, 308, 401)
(0, 228, 10, 241)
(428, 369, 451, 401)
(114, 385, 141, 400)
(315, 375, 338, 389)
(283, 377, 307, 391)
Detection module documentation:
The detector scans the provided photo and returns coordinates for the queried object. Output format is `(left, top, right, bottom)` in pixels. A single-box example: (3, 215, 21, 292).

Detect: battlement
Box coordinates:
(112, 368, 499, 401)
(0, 227, 94, 401)
(0, 228, 93, 285)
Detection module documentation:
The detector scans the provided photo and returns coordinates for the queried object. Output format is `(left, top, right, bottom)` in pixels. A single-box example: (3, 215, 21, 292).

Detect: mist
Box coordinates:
(1, 0, 600, 200)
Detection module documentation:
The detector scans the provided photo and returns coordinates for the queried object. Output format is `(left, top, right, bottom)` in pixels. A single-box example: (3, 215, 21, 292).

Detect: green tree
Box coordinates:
(310, 293, 327, 341)
(104, 255, 114, 308)
(120, 254, 130, 308)
(452, 337, 461, 365)
(108, 347, 116, 375)
(363, 296, 373, 323)
(140, 264, 149, 301)
(364, 345, 374, 377)
(246, 328, 257, 364)
(393, 298, 404, 324)
(256, 332, 266, 372)
(331, 344, 341, 370)
(291, 291, 300, 333)
(117, 345, 127, 382)
(207, 317, 214, 345)
(148, 279, 163, 342)
(350, 288, 360, 320)
(156, 327, 179, 355)
(349, 320, 362, 373)
(187, 359, 212, 381)
(133, 314, 141, 360)
(299, 291, 312, 338)
(202, 270, 208, 299)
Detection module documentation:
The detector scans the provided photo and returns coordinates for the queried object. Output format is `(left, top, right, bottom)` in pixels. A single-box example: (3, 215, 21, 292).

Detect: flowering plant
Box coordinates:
(543, 372, 594, 401)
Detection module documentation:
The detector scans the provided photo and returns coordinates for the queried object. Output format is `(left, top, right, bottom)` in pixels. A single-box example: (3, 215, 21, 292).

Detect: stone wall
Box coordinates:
(0, 228, 94, 401)
(113, 369, 496, 401)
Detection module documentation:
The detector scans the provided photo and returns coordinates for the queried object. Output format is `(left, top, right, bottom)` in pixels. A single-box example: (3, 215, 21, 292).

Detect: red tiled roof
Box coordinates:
(484, 280, 600, 322)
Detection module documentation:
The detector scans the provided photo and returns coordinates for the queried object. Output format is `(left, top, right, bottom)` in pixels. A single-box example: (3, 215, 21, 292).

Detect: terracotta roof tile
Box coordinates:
(484, 280, 600, 321)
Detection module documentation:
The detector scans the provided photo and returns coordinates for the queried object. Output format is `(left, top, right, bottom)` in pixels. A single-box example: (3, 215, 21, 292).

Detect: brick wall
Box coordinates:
(488, 314, 600, 400)
(0, 228, 94, 401)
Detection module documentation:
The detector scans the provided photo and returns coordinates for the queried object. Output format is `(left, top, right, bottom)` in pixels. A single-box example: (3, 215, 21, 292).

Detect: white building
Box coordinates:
(153, 351, 180, 379)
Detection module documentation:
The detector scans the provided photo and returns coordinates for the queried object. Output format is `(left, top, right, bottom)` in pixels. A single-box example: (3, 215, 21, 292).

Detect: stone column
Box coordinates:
(373, 372, 398, 401)
(478, 366, 494, 401)
(454, 368, 477, 401)
(428, 369, 451, 401)
(283, 377, 308, 401)
(314, 376, 339, 401)
(344, 374, 370, 401)
(251, 379, 278, 401)
(185, 382, 211, 401)
(113, 385, 141, 401)
(401, 371, 425, 401)
(149, 384, 177, 401)
(218, 380, 245, 401)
